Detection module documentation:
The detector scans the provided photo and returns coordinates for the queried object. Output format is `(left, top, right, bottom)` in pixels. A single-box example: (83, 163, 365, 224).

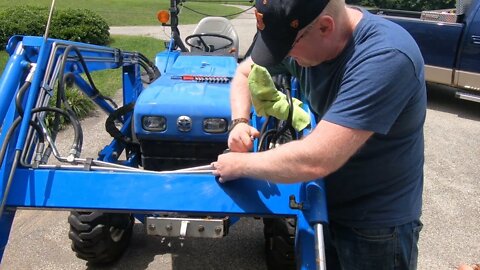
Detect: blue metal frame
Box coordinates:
(0, 36, 329, 268)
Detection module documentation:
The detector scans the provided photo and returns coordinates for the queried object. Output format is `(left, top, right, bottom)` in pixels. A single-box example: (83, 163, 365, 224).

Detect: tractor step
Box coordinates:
(145, 216, 228, 238)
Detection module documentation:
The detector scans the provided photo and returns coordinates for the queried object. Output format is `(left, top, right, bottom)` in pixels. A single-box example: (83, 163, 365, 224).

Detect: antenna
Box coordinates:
(44, 0, 57, 40)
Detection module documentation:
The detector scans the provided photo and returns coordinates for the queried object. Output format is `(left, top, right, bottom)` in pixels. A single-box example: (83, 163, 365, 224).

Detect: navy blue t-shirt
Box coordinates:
(281, 9, 427, 228)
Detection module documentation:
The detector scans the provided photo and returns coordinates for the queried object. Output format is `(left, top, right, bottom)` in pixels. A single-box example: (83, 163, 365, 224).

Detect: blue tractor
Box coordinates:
(0, 1, 328, 269)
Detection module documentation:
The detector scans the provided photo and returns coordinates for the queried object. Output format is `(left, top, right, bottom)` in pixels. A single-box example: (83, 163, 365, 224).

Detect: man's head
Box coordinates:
(250, 0, 330, 66)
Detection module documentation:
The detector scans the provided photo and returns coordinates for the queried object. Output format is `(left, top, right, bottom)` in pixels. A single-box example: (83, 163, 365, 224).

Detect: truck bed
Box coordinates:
(369, 9, 463, 69)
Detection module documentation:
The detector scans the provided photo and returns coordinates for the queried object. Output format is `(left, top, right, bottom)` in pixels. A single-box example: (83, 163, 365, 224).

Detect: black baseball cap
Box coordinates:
(251, 0, 330, 66)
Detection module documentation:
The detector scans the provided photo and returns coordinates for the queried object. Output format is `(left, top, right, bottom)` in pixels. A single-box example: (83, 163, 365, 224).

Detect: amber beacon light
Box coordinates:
(157, 10, 170, 24)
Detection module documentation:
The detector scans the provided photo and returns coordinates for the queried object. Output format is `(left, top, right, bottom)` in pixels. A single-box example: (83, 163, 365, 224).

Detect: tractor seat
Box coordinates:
(187, 17, 239, 58)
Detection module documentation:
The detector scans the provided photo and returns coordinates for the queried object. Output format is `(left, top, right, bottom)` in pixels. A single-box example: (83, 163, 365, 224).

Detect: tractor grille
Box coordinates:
(140, 140, 228, 171)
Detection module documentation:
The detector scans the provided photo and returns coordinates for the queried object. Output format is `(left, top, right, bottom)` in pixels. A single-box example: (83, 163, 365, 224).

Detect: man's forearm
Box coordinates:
(230, 58, 254, 119)
(238, 120, 373, 183)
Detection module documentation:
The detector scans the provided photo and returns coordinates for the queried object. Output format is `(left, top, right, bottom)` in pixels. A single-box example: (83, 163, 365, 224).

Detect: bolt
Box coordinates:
(198, 225, 205, 232)
(215, 226, 222, 234)
(166, 224, 173, 231)
(289, 195, 303, 210)
(148, 224, 156, 231)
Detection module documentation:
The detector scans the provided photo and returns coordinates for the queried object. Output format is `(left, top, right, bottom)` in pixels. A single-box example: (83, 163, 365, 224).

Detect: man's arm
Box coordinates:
(228, 57, 260, 152)
(214, 120, 373, 183)
(230, 57, 253, 120)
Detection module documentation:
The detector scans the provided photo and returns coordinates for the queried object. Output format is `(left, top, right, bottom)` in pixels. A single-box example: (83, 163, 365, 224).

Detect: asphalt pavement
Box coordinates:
(1, 5, 480, 270)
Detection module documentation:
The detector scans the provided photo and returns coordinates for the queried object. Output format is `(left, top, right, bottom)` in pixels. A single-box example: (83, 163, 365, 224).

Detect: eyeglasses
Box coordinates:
(291, 18, 318, 48)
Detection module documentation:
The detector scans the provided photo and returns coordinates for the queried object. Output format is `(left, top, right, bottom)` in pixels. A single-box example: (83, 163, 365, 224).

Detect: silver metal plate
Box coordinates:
(145, 217, 228, 238)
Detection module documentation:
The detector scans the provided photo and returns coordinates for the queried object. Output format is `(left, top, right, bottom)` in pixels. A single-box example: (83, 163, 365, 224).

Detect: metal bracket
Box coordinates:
(145, 216, 228, 238)
(289, 194, 303, 210)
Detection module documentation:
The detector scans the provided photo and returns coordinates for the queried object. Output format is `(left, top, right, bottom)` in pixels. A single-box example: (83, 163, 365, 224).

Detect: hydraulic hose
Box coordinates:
(105, 102, 138, 145)
(38, 106, 83, 161)
(15, 81, 32, 116)
(0, 119, 45, 168)
(0, 150, 22, 219)
(257, 75, 297, 151)
(138, 53, 161, 82)
(0, 107, 78, 168)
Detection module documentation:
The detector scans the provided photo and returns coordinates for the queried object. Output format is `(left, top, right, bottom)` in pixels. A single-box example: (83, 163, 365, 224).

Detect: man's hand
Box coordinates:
(212, 152, 247, 183)
(228, 123, 260, 152)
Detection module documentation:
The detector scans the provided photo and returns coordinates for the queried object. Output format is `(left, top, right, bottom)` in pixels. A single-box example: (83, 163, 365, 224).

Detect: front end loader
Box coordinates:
(0, 1, 328, 269)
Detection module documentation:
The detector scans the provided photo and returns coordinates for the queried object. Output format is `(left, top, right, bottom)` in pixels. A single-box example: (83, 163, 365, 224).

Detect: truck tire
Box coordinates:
(68, 211, 134, 265)
(263, 217, 296, 270)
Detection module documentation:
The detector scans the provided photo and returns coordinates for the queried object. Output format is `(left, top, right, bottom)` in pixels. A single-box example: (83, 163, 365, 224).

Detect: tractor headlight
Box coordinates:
(142, 116, 167, 131)
(203, 118, 227, 133)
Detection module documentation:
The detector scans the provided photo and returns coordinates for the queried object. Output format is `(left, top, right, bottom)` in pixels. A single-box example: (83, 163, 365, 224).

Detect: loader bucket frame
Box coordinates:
(0, 5, 329, 268)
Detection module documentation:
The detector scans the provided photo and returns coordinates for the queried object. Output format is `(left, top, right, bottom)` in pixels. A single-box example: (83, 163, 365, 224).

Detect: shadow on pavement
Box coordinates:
(427, 84, 480, 121)
(86, 219, 268, 270)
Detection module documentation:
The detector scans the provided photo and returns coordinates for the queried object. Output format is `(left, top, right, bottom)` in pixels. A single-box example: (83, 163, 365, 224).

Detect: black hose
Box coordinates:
(256, 74, 299, 152)
(15, 81, 32, 116)
(0, 119, 45, 169)
(259, 116, 271, 136)
(257, 129, 277, 152)
(271, 75, 296, 143)
(56, 46, 92, 155)
(138, 53, 161, 81)
(256, 116, 271, 152)
(0, 106, 80, 169)
(0, 150, 22, 219)
(59, 45, 118, 107)
(19, 119, 46, 168)
(105, 102, 138, 145)
(60, 46, 103, 103)
(138, 61, 158, 83)
(36, 106, 82, 163)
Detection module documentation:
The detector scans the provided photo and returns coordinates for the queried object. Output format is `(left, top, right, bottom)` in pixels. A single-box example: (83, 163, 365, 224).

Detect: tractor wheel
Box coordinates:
(68, 211, 134, 265)
(263, 217, 296, 270)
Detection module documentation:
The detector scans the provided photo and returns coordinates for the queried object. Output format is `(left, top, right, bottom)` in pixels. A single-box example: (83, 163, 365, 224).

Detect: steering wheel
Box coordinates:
(185, 33, 234, 53)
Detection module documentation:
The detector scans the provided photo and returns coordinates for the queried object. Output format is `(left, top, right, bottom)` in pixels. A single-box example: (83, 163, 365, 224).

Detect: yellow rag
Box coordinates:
(248, 64, 310, 131)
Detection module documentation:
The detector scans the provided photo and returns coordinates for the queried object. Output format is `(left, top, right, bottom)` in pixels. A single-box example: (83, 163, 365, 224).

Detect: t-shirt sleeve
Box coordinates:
(323, 49, 420, 134)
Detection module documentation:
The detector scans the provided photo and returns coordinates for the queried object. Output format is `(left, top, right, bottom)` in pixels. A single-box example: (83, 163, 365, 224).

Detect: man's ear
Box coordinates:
(317, 15, 334, 36)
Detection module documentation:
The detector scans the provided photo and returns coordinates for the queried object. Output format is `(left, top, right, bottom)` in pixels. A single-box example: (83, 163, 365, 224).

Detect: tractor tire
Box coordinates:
(263, 217, 296, 270)
(68, 211, 134, 265)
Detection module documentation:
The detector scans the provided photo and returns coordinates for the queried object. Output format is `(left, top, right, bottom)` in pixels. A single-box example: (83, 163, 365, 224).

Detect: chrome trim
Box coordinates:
(177, 116, 193, 132)
(454, 70, 480, 92)
(381, 15, 460, 25)
(456, 91, 480, 102)
(424, 65, 453, 85)
(424, 65, 480, 93)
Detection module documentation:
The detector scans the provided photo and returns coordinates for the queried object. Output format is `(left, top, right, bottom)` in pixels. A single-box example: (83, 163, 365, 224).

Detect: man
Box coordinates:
(212, 0, 426, 269)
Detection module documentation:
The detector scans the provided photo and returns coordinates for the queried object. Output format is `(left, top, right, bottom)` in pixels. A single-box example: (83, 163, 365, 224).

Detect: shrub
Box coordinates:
(49, 9, 110, 46)
(0, 6, 110, 50)
(45, 87, 96, 130)
(0, 6, 110, 128)
(0, 6, 48, 49)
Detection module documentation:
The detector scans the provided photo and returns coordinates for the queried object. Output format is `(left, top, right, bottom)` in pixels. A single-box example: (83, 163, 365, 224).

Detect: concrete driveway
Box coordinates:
(2, 85, 479, 270)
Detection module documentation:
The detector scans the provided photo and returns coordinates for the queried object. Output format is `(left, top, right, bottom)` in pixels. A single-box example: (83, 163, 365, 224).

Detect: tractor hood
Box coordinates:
(134, 55, 237, 141)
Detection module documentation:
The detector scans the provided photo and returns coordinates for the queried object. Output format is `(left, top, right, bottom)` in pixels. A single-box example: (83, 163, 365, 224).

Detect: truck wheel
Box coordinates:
(263, 218, 296, 270)
(68, 211, 134, 265)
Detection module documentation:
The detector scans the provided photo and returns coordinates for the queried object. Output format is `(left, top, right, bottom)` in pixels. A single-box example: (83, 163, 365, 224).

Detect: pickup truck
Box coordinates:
(370, 0, 480, 103)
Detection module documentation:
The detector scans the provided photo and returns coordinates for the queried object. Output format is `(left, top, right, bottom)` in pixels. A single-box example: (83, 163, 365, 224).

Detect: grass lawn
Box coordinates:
(0, 0, 252, 26)
(92, 35, 165, 97)
(0, 35, 164, 101)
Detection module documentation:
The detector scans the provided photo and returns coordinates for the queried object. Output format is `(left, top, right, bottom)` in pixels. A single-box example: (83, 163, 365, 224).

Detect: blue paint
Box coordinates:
(0, 34, 329, 268)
